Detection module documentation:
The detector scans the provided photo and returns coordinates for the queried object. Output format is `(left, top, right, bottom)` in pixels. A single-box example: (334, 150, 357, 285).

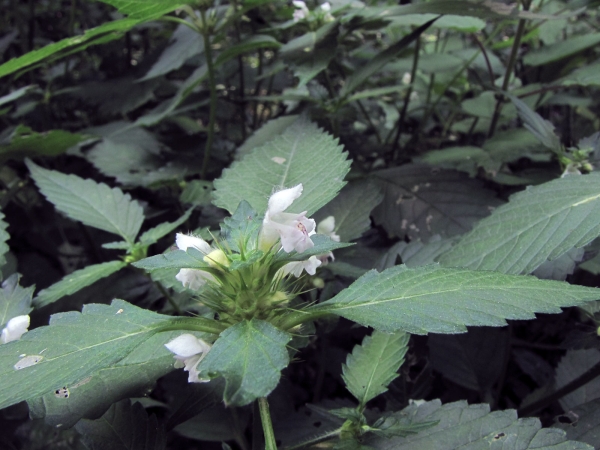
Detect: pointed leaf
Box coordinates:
(524, 32, 600, 67)
(26, 159, 145, 243)
(94, 0, 183, 19)
(75, 399, 166, 450)
(213, 117, 350, 215)
(0, 274, 33, 329)
(138, 209, 193, 246)
(0, 125, 88, 162)
(0, 299, 173, 410)
(438, 173, 600, 275)
(310, 264, 600, 334)
(342, 331, 409, 407)
(507, 94, 562, 153)
(132, 248, 208, 271)
(362, 399, 592, 449)
(198, 319, 291, 406)
(34, 261, 128, 308)
(220, 201, 261, 252)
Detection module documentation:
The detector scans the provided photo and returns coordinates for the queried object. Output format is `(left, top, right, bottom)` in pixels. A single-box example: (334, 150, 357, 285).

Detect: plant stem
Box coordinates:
(519, 361, 600, 417)
(258, 397, 277, 450)
(154, 280, 182, 315)
(278, 310, 331, 331)
(487, 16, 527, 138)
(200, 8, 218, 179)
(158, 316, 227, 335)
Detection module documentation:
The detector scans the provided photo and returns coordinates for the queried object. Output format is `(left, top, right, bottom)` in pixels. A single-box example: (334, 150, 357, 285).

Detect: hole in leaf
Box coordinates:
(493, 433, 505, 440)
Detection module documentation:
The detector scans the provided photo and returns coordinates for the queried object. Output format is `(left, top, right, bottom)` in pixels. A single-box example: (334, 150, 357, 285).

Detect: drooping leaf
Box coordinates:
(26, 159, 145, 244)
(0, 274, 34, 330)
(342, 331, 409, 407)
(523, 32, 600, 67)
(362, 399, 592, 449)
(138, 209, 193, 246)
(34, 261, 128, 308)
(213, 117, 350, 215)
(75, 399, 166, 450)
(313, 180, 383, 242)
(214, 35, 281, 67)
(0, 299, 173, 410)
(198, 319, 291, 406)
(28, 331, 180, 428)
(0, 212, 10, 273)
(438, 173, 600, 275)
(372, 164, 501, 241)
(555, 349, 600, 411)
(0, 125, 88, 162)
(310, 264, 600, 334)
(139, 21, 204, 81)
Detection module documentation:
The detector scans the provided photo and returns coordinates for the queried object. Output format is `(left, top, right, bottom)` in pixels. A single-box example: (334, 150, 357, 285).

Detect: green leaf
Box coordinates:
(198, 319, 291, 406)
(138, 209, 193, 246)
(214, 35, 281, 67)
(132, 248, 208, 272)
(26, 159, 145, 244)
(414, 146, 494, 177)
(0, 125, 88, 162)
(0, 299, 173, 410)
(0, 212, 10, 273)
(0, 274, 34, 329)
(362, 399, 592, 449)
(313, 180, 383, 242)
(0, 18, 150, 79)
(340, 18, 437, 98)
(33, 261, 128, 308)
(236, 115, 299, 160)
(506, 94, 562, 153)
(284, 234, 353, 262)
(28, 331, 179, 428)
(94, 0, 183, 19)
(0, 85, 40, 108)
(342, 331, 409, 407)
(179, 180, 213, 206)
(310, 264, 600, 334)
(438, 173, 600, 275)
(555, 349, 600, 411)
(524, 32, 600, 67)
(562, 61, 600, 87)
(372, 164, 501, 241)
(220, 201, 261, 252)
(553, 398, 600, 448)
(75, 399, 166, 450)
(213, 117, 350, 215)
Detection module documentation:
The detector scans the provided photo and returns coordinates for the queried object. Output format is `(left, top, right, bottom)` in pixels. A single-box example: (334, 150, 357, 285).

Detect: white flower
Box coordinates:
(279, 256, 322, 277)
(293, 0, 309, 21)
(175, 233, 222, 290)
(259, 184, 316, 253)
(320, 2, 331, 11)
(402, 72, 411, 85)
(165, 334, 212, 383)
(317, 216, 340, 242)
(1, 315, 30, 344)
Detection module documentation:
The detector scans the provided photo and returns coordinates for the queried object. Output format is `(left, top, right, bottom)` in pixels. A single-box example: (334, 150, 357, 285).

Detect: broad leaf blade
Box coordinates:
(132, 248, 208, 271)
(138, 209, 193, 246)
(0, 299, 171, 410)
(0, 125, 88, 162)
(438, 173, 600, 275)
(26, 159, 145, 244)
(95, 0, 183, 19)
(213, 117, 350, 215)
(34, 261, 128, 308)
(555, 349, 600, 411)
(342, 331, 409, 407)
(362, 399, 592, 449)
(507, 94, 562, 153)
(310, 264, 600, 334)
(0, 274, 34, 329)
(75, 399, 166, 450)
(198, 319, 291, 406)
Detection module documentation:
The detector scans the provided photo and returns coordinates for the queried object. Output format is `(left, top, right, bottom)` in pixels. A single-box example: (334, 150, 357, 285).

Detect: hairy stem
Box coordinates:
(200, 8, 218, 179)
(258, 397, 278, 450)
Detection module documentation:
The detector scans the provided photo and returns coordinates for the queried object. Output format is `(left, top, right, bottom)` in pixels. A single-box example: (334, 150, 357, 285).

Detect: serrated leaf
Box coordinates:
(26, 159, 145, 244)
(342, 331, 409, 407)
(75, 399, 166, 450)
(362, 399, 592, 449)
(0, 299, 173, 410)
(28, 331, 180, 428)
(372, 164, 501, 240)
(132, 248, 208, 272)
(310, 264, 600, 334)
(506, 94, 562, 153)
(213, 117, 350, 215)
(553, 398, 600, 448)
(236, 115, 299, 160)
(0, 125, 88, 162)
(0, 274, 33, 329)
(34, 261, 128, 308)
(313, 180, 383, 242)
(438, 173, 600, 275)
(555, 349, 600, 411)
(198, 319, 291, 406)
(138, 209, 193, 246)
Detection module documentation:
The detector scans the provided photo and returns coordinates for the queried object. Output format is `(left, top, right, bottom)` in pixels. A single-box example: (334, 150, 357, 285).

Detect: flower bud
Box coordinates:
(204, 249, 229, 268)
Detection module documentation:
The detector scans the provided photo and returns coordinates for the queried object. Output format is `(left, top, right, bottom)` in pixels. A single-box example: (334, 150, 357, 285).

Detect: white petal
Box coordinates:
(176, 233, 211, 254)
(303, 256, 322, 275)
(165, 334, 211, 358)
(317, 216, 336, 234)
(293, 0, 307, 9)
(280, 256, 322, 277)
(267, 185, 303, 215)
(321, 2, 331, 11)
(1, 315, 30, 344)
(176, 268, 214, 290)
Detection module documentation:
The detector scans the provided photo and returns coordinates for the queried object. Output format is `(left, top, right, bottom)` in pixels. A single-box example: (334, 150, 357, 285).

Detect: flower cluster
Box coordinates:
(292, 1, 334, 23)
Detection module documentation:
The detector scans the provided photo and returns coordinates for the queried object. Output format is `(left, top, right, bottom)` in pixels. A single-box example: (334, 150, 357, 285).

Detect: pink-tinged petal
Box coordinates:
(267, 185, 303, 215)
(1, 315, 30, 344)
(165, 334, 211, 358)
(176, 233, 211, 254)
(280, 256, 322, 278)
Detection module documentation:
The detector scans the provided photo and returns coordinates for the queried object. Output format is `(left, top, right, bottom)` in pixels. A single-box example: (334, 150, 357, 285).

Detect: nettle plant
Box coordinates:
(0, 118, 600, 449)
